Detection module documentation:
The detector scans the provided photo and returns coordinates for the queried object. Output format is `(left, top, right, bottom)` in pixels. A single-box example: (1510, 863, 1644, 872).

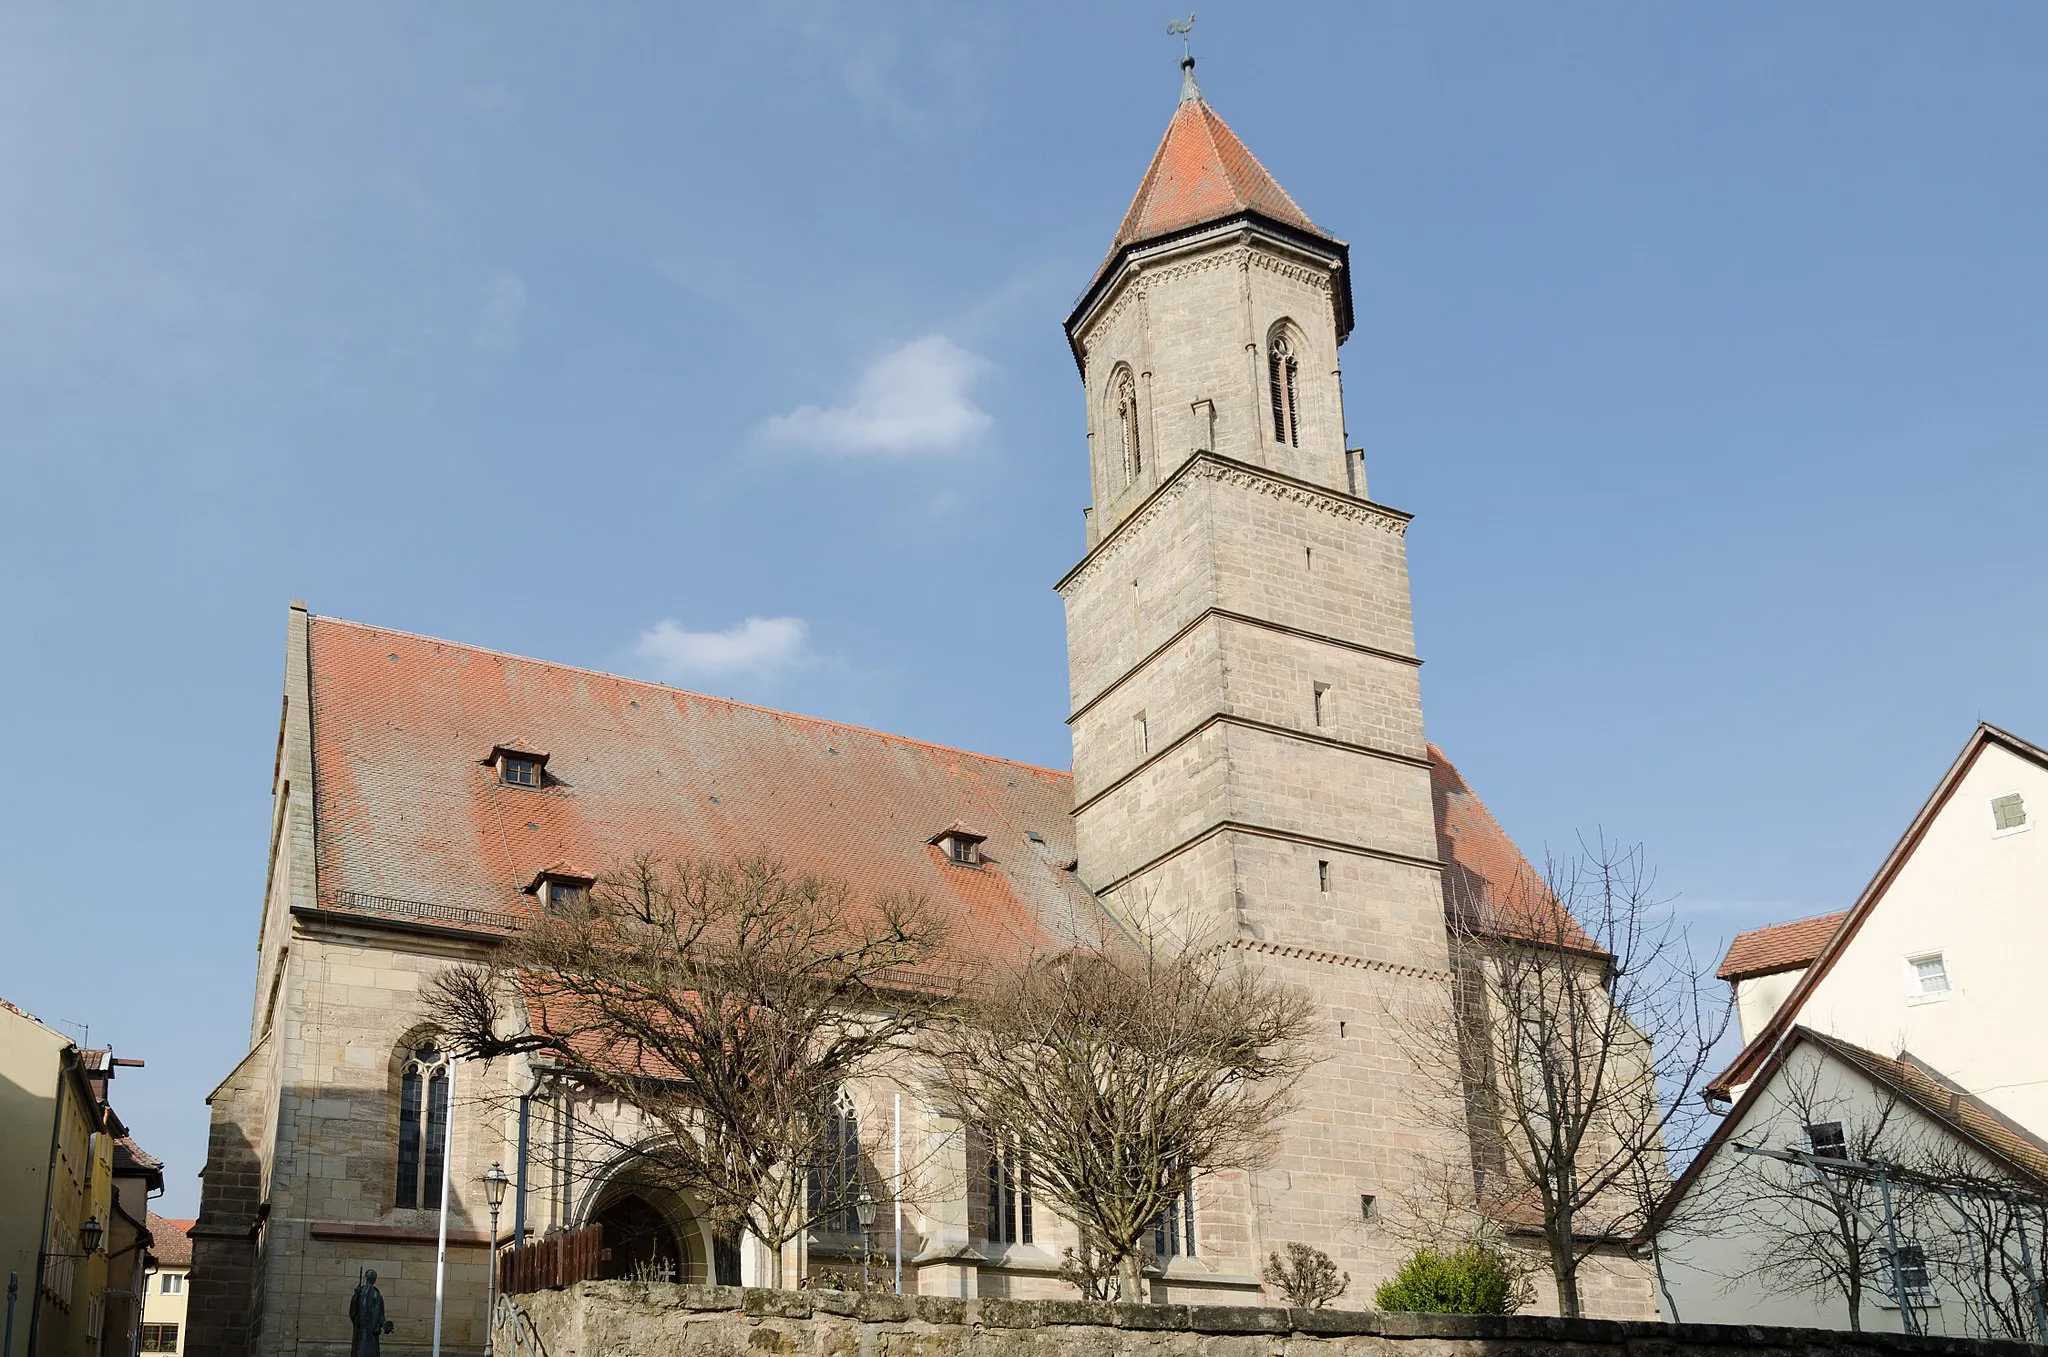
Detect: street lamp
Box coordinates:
(854, 1191, 877, 1292)
(78, 1216, 103, 1257)
(482, 1162, 510, 1356)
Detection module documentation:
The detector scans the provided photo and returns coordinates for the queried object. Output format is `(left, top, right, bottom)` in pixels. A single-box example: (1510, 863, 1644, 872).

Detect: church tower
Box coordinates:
(1061, 57, 1471, 1287)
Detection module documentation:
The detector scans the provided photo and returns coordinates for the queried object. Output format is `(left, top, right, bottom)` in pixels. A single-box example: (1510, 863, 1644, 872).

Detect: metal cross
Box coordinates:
(1166, 13, 1195, 60)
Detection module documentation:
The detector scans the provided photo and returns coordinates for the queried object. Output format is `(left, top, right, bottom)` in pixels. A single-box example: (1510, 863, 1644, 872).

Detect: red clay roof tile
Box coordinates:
(1429, 744, 1602, 954)
(1716, 911, 1848, 982)
(308, 617, 1561, 972)
(146, 1213, 194, 1269)
(1109, 96, 1321, 258)
(308, 616, 1109, 964)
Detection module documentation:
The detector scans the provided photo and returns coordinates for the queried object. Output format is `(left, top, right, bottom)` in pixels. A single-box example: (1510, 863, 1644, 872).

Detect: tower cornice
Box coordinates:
(1054, 450, 1410, 597)
(1064, 212, 1353, 374)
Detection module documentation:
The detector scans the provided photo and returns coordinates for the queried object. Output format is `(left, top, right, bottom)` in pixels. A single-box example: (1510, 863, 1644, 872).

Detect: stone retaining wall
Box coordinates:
(500, 1282, 2032, 1357)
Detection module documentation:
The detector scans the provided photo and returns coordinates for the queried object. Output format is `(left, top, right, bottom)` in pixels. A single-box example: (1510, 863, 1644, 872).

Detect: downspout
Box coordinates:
(25, 1049, 77, 1357)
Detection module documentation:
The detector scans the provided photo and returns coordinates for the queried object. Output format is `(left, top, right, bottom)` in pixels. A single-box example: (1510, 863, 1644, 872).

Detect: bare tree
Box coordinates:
(1911, 1143, 2048, 1341)
(921, 928, 1318, 1302)
(1416, 836, 1730, 1317)
(1686, 1059, 1938, 1330)
(1264, 1242, 1350, 1309)
(424, 854, 954, 1285)
(1679, 1055, 2048, 1338)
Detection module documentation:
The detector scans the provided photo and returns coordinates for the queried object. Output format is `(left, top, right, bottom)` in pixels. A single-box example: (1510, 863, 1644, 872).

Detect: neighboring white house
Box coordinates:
(1650, 723, 2048, 1338)
(1652, 1027, 2048, 1338)
(1709, 723, 2048, 1133)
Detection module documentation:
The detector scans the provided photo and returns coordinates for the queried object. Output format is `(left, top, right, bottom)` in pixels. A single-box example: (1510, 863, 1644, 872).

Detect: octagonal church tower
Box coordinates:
(1059, 57, 1475, 1286)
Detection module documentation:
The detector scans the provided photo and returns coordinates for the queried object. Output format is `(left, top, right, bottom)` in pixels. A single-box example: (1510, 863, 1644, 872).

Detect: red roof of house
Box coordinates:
(308, 616, 1110, 963)
(1715, 911, 1847, 982)
(1106, 90, 1323, 263)
(1429, 744, 1601, 954)
(147, 1213, 194, 1269)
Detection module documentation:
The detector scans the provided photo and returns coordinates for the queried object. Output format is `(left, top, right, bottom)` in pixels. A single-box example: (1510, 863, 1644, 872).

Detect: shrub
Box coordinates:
(1262, 1242, 1349, 1308)
(1372, 1245, 1524, 1315)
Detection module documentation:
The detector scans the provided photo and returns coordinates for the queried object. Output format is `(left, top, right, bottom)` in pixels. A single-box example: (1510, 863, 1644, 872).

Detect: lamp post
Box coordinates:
(854, 1191, 877, 1292)
(482, 1162, 510, 1356)
(77, 1217, 103, 1258)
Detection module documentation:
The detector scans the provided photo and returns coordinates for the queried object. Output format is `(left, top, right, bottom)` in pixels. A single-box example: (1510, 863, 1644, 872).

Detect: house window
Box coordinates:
(1992, 793, 2027, 832)
(1116, 370, 1142, 485)
(161, 1271, 186, 1293)
(1804, 1121, 1847, 1159)
(1887, 1243, 1933, 1304)
(985, 1132, 1033, 1246)
(396, 1043, 450, 1208)
(1268, 333, 1300, 447)
(1153, 1171, 1197, 1259)
(1909, 953, 1951, 997)
(808, 1093, 862, 1234)
(501, 756, 540, 787)
(141, 1324, 180, 1353)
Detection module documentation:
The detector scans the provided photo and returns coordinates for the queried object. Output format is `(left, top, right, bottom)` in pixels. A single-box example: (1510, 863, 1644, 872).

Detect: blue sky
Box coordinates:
(3, 3, 2044, 1215)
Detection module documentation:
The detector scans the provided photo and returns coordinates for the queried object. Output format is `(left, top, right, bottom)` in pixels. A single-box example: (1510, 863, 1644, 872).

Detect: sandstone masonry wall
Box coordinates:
(501, 1283, 2031, 1357)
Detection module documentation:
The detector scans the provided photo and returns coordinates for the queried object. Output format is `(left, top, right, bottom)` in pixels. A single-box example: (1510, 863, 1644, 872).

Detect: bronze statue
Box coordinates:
(349, 1269, 394, 1357)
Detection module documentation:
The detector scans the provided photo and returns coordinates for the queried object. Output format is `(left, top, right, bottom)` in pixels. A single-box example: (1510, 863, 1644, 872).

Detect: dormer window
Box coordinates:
(489, 744, 550, 789)
(524, 865, 595, 913)
(929, 823, 987, 868)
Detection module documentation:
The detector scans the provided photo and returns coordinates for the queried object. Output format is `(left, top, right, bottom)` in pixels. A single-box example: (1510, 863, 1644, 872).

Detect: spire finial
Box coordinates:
(1166, 14, 1200, 102)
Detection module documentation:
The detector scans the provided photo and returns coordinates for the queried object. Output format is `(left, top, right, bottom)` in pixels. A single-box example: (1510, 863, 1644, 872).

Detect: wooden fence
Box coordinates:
(500, 1224, 604, 1295)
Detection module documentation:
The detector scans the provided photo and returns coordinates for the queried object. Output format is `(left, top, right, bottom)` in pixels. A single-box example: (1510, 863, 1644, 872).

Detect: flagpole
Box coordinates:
(892, 1092, 902, 1294)
(432, 1056, 458, 1357)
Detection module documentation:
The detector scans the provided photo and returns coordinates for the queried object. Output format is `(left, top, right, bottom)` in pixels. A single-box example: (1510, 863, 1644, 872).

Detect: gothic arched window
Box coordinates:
(1152, 1162, 1197, 1258)
(1115, 370, 1142, 486)
(984, 1128, 1033, 1245)
(395, 1042, 450, 1209)
(1268, 333, 1301, 448)
(807, 1091, 862, 1233)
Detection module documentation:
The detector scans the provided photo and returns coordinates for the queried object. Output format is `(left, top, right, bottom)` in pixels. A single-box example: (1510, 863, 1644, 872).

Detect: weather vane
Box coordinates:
(1166, 13, 1195, 61)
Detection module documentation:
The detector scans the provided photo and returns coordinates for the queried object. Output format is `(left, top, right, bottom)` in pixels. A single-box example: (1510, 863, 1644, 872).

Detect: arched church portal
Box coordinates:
(590, 1191, 699, 1283)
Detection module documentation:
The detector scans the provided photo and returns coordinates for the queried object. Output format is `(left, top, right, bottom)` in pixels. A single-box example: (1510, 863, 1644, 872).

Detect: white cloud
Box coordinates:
(760, 335, 992, 457)
(634, 616, 812, 681)
(473, 273, 527, 350)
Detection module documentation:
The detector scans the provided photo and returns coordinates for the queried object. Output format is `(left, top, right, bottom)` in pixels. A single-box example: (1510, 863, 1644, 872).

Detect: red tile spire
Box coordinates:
(1104, 59, 1328, 263)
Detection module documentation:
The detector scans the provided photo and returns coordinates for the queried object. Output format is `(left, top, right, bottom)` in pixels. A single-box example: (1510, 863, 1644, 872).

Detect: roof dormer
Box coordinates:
(928, 823, 987, 868)
(523, 863, 595, 913)
(487, 743, 550, 789)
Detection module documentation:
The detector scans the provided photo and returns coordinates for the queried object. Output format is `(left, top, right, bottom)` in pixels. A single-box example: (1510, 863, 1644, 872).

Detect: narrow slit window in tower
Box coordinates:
(1313, 682, 1331, 727)
(1318, 860, 1331, 894)
(1268, 335, 1300, 447)
(1117, 371, 1142, 485)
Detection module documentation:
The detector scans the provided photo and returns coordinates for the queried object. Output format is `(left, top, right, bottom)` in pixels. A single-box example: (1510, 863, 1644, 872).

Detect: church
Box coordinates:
(185, 57, 1658, 1356)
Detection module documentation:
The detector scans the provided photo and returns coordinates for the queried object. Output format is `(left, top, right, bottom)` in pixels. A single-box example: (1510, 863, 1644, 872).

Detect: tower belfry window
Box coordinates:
(1116, 370, 1142, 486)
(1268, 334, 1300, 447)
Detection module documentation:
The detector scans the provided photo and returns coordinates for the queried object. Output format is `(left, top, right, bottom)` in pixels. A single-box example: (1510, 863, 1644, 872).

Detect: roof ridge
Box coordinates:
(1196, 101, 1314, 228)
(1730, 909, 1850, 936)
(308, 613, 1073, 781)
